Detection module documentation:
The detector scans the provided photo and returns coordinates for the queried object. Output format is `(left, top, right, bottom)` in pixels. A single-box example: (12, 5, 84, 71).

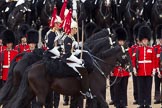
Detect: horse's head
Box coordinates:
(104, 0, 111, 7)
(100, 45, 133, 72)
(129, 0, 144, 17)
(156, 0, 162, 10)
(116, 46, 133, 72)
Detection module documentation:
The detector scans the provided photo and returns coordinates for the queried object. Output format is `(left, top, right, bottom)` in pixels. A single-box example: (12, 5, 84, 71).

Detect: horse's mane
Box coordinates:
(85, 22, 98, 39)
(98, 45, 121, 58)
(85, 28, 109, 43)
(91, 37, 111, 54)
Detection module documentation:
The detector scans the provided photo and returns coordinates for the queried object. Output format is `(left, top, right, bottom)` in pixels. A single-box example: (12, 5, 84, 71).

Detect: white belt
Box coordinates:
(2, 65, 10, 68)
(138, 60, 152, 63)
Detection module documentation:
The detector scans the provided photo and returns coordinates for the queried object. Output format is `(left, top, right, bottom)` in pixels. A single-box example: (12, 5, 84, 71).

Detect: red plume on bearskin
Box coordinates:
(59, 0, 68, 20)
(60, 8, 72, 34)
(49, 6, 57, 28)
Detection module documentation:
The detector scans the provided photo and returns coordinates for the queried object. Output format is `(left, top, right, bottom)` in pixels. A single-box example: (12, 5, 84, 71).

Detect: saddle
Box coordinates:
(44, 56, 82, 78)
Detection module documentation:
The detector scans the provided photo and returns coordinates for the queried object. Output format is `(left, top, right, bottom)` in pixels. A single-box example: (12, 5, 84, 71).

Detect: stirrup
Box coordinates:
(80, 91, 93, 99)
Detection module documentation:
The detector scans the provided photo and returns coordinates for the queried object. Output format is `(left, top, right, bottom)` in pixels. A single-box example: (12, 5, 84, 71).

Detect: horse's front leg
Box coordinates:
(95, 93, 109, 108)
(34, 97, 44, 108)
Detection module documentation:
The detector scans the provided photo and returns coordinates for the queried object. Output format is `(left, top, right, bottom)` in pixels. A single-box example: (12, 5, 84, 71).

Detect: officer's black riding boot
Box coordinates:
(79, 68, 92, 99)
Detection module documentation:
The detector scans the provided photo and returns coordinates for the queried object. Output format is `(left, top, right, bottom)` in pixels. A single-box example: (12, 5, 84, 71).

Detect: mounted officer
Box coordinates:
(61, 8, 93, 98)
(45, 6, 64, 58)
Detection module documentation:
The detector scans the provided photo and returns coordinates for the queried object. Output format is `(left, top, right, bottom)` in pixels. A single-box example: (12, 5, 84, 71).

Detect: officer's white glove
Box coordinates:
(152, 68, 156, 76)
(72, 41, 79, 49)
(74, 49, 81, 56)
(133, 67, 137, 76)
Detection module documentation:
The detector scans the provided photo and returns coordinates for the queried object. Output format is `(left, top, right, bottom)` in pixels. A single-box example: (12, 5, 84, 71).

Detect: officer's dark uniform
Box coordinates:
(63, 35, 91, 99)
(46, 30, 57, 50)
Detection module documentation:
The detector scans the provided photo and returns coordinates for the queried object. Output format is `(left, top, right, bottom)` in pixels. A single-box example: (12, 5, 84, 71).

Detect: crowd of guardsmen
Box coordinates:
(1, 1, 162, 108)
(109, 22, 162, 108)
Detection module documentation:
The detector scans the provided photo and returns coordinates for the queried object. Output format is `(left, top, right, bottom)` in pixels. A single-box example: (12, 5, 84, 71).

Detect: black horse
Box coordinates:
(9, 45, 132, 108)
(123, 0, 144, 46)
(151, 0, 162, 45)
(78, 0, 98, 26)
(0, 1, 17, 25)
(111, 0, 129, 23)
(0, 49, 44, 107)
(7, 0, 31, 30)
(94, 0, 113, 28)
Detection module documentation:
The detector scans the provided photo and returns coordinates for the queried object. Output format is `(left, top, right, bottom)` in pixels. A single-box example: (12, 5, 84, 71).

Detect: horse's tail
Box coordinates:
(7, 67, 33, 108)
(0, 52, 25, 105)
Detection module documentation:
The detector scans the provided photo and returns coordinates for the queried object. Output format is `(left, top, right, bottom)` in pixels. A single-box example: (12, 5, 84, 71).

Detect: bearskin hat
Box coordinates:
(26, 29, 39, 44)
(138, 26, 152, 41)
(41, 26, 50, 43)
(115, 27, 127, 41)
(0, 25, 7, 39)
(18, 24, 30, 39)
(2, 29, 15, 45)
(156, 24, 162, 39)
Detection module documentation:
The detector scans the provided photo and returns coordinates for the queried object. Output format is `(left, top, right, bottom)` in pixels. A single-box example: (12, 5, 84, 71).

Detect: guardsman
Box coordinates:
(46, 15, 63, 57)
(63, 16, 93, 98)
(112, 27, 130, 108)
(130, 22, 143, 105)
(0, 25, 7, 88)
(1, 30, 18, 83)
(14, 24, 30, 53)
(132, 26, 156, 108)
(26, 29, 39, 52)
(153, 24, 162, 104)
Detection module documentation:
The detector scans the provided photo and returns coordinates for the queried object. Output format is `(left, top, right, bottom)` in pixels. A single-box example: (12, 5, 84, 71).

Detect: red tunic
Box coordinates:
(2, 49, 18, 81)
(153, 44, 162, 74)
(113, 66, 129, 77)
(132, 46, 156, 76)
(14, 43, 30, 53)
